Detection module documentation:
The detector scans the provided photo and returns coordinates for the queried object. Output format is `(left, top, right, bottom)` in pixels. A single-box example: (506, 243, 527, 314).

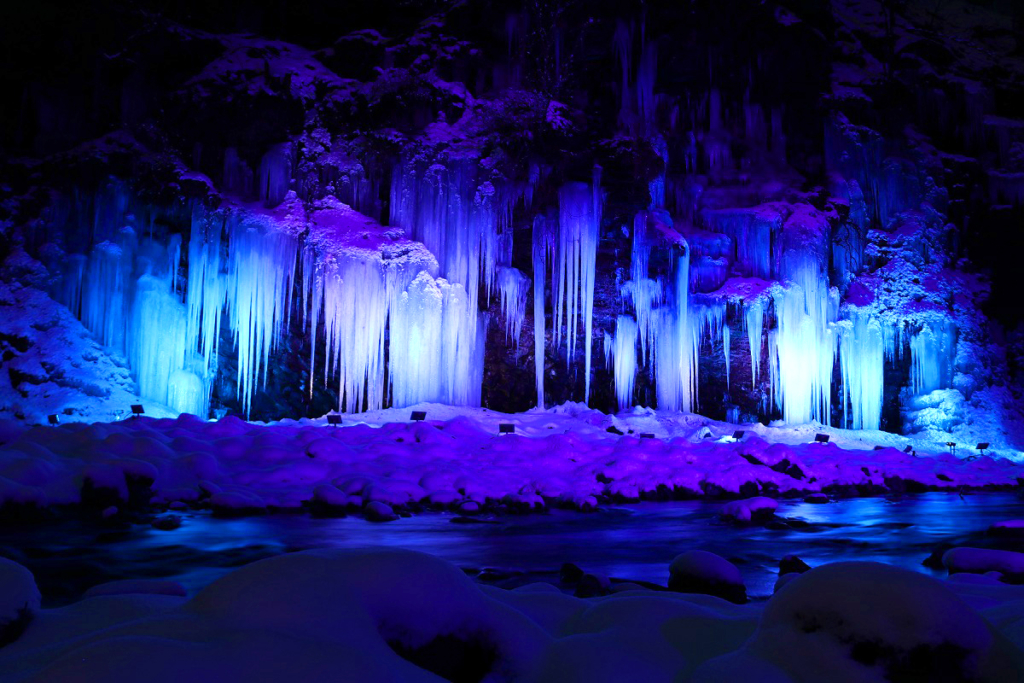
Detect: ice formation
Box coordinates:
(910, 322, 956, 397)
(532, 216, 554, 409)
(552, 177, 602, 402)
(838, 311, 885, 430)
(258, 143, 293, 207)
(55, 182, 490, 418)
(47, 167, 959, 432)
(767, 264, 839, 425)
(607, 315, 639, 412)
(496, 266, 531, 348)
(745, 298, 765, 390)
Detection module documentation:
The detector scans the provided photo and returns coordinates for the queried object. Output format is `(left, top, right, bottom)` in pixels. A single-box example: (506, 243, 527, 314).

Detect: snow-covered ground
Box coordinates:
(1, 402, 1021, 517)
(2, 546, 1024, 682)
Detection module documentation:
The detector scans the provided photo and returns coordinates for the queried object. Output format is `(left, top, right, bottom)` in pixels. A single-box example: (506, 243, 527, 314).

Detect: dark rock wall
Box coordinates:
(2, 0, 1023, 430)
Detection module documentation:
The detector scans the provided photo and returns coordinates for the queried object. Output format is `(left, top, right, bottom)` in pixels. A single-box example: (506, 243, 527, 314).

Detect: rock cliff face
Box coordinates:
(2, 0, 1023, 446)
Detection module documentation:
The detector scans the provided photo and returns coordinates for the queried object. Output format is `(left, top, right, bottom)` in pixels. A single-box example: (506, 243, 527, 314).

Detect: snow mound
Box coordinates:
(0, 557, 39, 645)
(721, 496, 778, 523)
(669, 550, 746, 604)
(83, 580, 187, 599)
(746, 562, 1020, 682)
(943, 548, 1024, 581)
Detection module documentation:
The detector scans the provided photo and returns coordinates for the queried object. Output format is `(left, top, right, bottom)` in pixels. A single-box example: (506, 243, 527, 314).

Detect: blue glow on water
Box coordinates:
(4, 492, 1022, 604)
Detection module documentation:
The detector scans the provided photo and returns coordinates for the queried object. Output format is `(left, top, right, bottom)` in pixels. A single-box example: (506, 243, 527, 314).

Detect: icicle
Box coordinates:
(390, 159, 523, 311)
(390, 272, 444, 407)
(609, 315, 639, 412)
(613, 20, 633, 127)
(59, 254, 87, 318)
(636, 41, 658, 134)
(389, 272, 487, 409)
(552, 178, 601, 403)
(723, 324, 731, 390)
(81, 233, 134, 354)
(768, 262, 838, 425)
(258, 143, 292, 207)
(496, 266, 531, 349)
(909, 322, 955, 396)
(655, 245, 695, 412)
(745, 298, 764, 389)
(532, 215, 553, 408)
(838, 310, 884, 430)
(224, 216, 300, 416)
(620, 278, 662, 364)
(185, 211, 226, 379)
(631, 211, 651, 283)
(223, 147, 254, 197)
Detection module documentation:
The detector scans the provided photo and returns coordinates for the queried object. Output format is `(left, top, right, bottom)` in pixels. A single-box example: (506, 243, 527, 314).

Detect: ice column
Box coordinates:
(532, 216, 553, 408)
(723, 324, 731, 390)
(81, 231, 136, 354)
(553, 177, 602, 402)
(609, 315, 639, 412)
(497, 266, 531, 348)
(258, 143, 292, 207)
(745, 298, 765, 389)
(838, 311, 884, 430)
(768, 263, 839, 425)
(910, 323, 955, 396)
(224, 218, 300, 416)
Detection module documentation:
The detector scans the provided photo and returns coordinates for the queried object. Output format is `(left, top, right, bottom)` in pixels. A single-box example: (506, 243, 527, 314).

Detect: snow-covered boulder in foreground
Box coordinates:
(944, 548, 1024, 582)
(4, 551, 1024, 682)
(989, 520, 1024, 537)
(669, 550, 746, 604)
(0, 557, 39, 647)
(716, 562, 1024, 682)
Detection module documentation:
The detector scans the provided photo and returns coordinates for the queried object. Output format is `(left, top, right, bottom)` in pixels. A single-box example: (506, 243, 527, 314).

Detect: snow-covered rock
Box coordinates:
(745, 562, 1022, 682)
(721, 496, 779, 523)
(364, 501, 398, 522)
(0, 557, 39, 646)
(83, 580, 187, 599)
(943, 548, 1024, 582)
(669, 550, 746, 604)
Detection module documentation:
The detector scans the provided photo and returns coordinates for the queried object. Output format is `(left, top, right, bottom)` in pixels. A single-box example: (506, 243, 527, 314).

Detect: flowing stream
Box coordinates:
(4, 492, 1023, 605)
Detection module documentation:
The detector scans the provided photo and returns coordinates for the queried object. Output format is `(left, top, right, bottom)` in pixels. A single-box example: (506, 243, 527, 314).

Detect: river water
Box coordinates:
(3, 492, 1023, 605)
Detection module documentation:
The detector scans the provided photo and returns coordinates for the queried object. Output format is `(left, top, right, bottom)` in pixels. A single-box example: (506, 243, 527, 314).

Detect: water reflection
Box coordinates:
(4, 492, 1023, 602)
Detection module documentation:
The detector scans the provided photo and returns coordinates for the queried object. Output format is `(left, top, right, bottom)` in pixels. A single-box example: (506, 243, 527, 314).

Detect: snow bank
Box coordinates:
(669, 550, 746, 604)
(943, 548, 1024, 581)
(721, 496, 778, 523)
(720, 562, 1023, 682)
(1, 405, 1021, 517)
(4, 552, 1024, 682)
(0, 558, 39, 643)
